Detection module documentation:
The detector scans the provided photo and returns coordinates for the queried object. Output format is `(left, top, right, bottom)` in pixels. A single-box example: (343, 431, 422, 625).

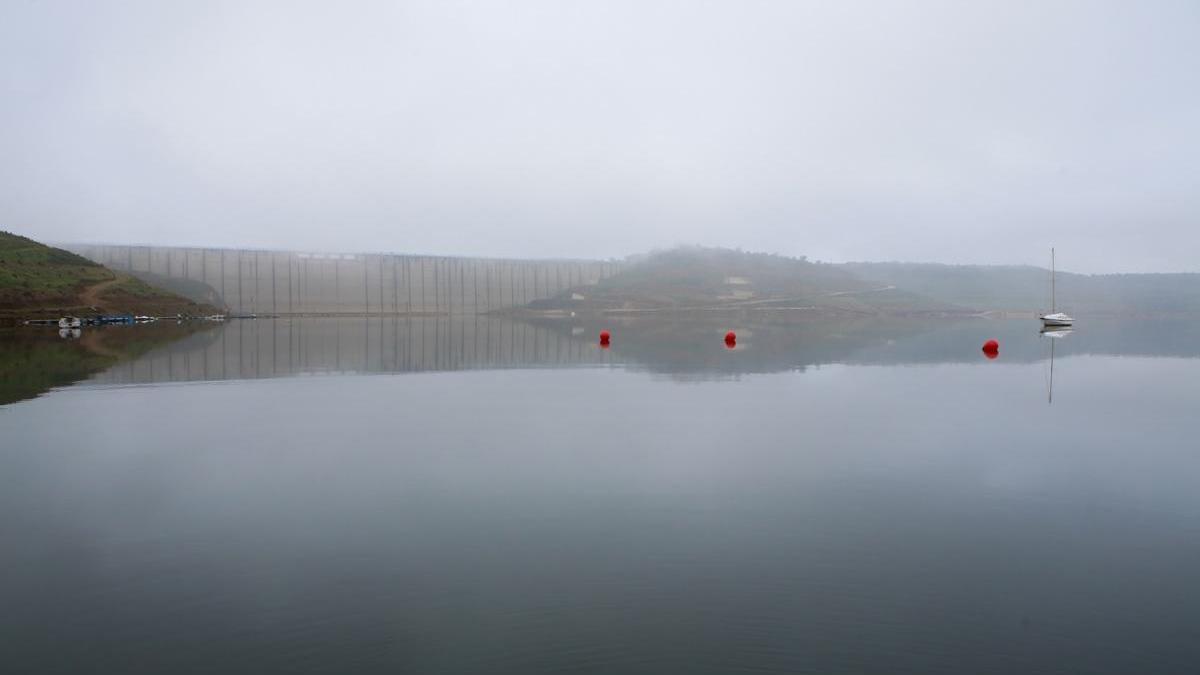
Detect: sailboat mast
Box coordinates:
(1050, 247, 1056, 314)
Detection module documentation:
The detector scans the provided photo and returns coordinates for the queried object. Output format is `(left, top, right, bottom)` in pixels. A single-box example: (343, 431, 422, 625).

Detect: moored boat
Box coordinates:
(1040, 312, 1074, 327)
(1039, 248, 1074, 328)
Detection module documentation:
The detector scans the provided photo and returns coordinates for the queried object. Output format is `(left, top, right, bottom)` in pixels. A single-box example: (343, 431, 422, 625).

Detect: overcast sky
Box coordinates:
(2, 1, 1197, 272)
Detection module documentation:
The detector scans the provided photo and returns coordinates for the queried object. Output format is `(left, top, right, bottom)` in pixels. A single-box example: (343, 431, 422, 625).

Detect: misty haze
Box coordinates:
(3, 2, 1199, 674)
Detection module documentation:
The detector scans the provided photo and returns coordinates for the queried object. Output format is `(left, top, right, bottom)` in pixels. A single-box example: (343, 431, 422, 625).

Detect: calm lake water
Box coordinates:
(3, 316, 1200, 673)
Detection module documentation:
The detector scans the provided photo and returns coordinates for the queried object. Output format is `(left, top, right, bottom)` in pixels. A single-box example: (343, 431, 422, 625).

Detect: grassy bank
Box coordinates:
(0, 231, 219, 322)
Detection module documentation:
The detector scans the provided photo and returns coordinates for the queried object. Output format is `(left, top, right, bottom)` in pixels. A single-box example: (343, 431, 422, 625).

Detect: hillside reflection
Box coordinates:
(0, 322, 219, 405)
(79, 315, 1200, 387)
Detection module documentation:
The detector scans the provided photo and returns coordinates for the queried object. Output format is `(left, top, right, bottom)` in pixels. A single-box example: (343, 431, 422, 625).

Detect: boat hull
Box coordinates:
(1040, 313, 1074, 327)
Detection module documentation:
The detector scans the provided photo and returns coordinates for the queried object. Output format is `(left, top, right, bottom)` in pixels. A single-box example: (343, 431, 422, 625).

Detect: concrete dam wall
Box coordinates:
(64, 244, 619, 314)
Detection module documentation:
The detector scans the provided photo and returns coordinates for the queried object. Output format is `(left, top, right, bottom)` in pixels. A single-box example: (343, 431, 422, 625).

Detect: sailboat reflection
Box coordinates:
(1040, 327, 1073, 403)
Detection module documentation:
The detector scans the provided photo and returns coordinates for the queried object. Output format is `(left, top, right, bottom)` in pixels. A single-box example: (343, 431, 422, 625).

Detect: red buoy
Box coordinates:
(982, 339, 999, 358)
(724, 331, 737, 348)
(599, 330, 611, 346)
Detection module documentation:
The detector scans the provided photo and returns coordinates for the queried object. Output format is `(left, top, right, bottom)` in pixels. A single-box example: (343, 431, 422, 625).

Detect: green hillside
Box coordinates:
(0, 231, 219, 319)
(0, 231, 110, 302)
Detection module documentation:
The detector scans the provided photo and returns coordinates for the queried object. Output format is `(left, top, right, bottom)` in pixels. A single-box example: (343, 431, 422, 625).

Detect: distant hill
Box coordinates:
(0, 231, 219, 320)
(524, 247, 1200, 316)
(529, 247, 963, 315)
(843, 262, 1200, 315)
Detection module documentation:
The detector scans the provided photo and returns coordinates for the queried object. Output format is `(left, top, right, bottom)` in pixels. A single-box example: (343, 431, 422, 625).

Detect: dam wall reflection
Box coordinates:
(81, 315, 1200, 387)
(88, 317, 608, 385)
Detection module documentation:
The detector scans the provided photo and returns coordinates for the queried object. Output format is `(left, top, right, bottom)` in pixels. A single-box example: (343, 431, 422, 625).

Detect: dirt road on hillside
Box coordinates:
(78, 274, 121, 310)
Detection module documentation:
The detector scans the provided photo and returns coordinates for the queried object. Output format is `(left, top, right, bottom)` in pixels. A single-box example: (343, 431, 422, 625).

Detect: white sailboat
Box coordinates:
(1040, 248, 1074, 327)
